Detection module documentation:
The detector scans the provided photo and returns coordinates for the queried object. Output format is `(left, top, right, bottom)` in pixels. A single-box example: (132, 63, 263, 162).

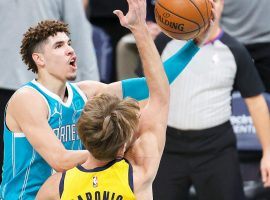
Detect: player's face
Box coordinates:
(42, 32, 77, 81)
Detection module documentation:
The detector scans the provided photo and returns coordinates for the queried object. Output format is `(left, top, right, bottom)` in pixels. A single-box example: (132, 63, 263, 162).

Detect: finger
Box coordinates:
(209, 0, 216, 21)
(137, 0, 146, 7)
(113, 10, 127, 27)
(263, 169, 270, 187)
(113, 10, 124, 21)
(265, 180, 270, 188)
(210, 16, 215, 27)
(264, 177, 270, 187)
(261, 167, 267, 184)
(130, 0, 139, 4)
(213, 1, 218, 21)
(127, 0, 135, 8)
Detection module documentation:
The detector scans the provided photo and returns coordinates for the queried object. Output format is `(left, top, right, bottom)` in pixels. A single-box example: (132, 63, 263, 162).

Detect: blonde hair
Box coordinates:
(78, 94, 140, 161)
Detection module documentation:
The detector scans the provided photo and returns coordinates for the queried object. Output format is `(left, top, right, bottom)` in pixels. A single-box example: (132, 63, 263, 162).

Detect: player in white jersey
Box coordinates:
(0, 7, 210, 199)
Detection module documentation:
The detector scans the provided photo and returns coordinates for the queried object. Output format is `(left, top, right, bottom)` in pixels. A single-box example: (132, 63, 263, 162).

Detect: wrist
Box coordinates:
(130, 23, 148, 35)
(132, 25, 153, 43)
(263, 146, 270, 156)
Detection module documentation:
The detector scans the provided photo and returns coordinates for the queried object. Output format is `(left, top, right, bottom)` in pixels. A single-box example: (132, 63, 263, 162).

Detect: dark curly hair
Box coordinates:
(20, 20, 70, 73)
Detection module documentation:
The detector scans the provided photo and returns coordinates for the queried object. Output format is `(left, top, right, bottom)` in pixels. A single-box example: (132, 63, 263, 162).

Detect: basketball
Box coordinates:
(155, 0, 212, 40)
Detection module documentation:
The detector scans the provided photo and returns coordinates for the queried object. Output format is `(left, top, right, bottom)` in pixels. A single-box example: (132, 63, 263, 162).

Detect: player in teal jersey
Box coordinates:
(0, 12, 211, 199)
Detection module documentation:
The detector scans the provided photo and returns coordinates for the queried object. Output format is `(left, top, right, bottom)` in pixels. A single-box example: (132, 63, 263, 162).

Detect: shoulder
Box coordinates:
(7, 86, 48, 117)
(76, 81, 99, 99)
(9, 86, 46, 106)
(76, 80, 117, 98)
(219, 32, 255, 69)
(219, 32, 251, 57)
(76, 80, 102, 92)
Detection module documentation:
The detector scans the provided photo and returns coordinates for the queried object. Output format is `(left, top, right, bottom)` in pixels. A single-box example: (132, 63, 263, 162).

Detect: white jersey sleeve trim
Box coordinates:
(13, 132, 26, 138)
(23, 85, 51, 121)
(31, 79, 73, 107)
(70, 83, 88, 103)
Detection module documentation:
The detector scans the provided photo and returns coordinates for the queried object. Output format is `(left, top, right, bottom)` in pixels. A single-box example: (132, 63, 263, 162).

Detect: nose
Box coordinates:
(65, 45, 75, 56)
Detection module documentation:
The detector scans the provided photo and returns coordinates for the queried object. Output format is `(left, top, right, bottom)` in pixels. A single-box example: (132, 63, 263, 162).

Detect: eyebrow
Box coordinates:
(52, 39, 71, 48)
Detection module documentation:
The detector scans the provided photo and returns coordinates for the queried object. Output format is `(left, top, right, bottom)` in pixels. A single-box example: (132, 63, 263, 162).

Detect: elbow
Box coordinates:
(50, 151, 71, 172)
(245, 94, 267, 112)
(51, 164, 66, 173)
(50, 160, 65, 173)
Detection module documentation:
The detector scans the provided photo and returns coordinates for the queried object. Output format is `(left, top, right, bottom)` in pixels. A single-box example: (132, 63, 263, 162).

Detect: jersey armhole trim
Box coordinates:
(124, 158, 134, 192)
(4, 86, 51, 132)
(59, 171, 66, 198)
(4, 102, 11, 132)
(23, 86, 51, 121)
(70, 83, 88, 103)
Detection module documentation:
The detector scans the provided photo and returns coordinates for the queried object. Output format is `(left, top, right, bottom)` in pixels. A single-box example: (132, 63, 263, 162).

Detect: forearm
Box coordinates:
(54, 150, 89, 172)
(122, 40, 199, 100)
(246, 96, 270, 153)
(131, 24, 168, 98)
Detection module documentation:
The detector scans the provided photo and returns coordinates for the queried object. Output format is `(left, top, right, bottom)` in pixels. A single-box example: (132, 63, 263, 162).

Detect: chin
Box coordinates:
(67, 75, 77, 81)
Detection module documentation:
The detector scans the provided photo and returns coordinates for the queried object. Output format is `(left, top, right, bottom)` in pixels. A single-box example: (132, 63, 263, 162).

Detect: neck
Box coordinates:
(81, 154, 111, 170)
(36, 75, 67, 100)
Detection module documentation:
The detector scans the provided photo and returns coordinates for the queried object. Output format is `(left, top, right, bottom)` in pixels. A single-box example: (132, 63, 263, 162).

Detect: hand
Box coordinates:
(113, 0, 147, 31)
(193, 0, 217, 46)
(147, 21, 161, 40)
(261, 152, 270, 187)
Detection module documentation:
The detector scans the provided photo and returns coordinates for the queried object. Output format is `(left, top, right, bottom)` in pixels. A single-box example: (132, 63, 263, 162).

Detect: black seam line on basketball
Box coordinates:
(156, 7, 205, 34)
(188, 0, 203, 36)
(192, 26, 201, 38)
(155, 8, 202, 33)
(156, 1, 200, 27)
(189, 0, 206, 29)
(160, 22, 208, 37)
(160, 26, 201, 34)
(204, 0, 210, 25)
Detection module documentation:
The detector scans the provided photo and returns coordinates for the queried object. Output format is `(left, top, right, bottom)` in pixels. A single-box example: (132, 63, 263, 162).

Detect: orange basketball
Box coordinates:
(155, 0, 212, 40)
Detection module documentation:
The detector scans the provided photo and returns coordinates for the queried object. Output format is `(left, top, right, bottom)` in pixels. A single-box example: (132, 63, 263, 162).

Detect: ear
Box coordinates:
(123, 143, 127, 152)
(32, 53, 45, 68)
(116, 143, 127, 158)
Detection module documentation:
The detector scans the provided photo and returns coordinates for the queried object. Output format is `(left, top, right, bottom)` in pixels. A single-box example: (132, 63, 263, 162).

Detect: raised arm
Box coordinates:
(114, 0, 170, 106)
(121, 39, 199, 100)
(121, 8, 215, 101)
(77, 40, 199, 101)
(7, 88, 88, 172)
(78, 16, 214, 101)
(107, 0, 170, 189)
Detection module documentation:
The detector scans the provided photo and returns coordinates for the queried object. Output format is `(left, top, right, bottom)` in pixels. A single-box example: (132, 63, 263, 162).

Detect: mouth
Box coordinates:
(69, 56, 77, 68)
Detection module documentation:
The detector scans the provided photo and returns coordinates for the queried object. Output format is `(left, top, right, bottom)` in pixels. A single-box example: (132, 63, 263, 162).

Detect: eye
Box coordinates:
(55, 44, 62, 49)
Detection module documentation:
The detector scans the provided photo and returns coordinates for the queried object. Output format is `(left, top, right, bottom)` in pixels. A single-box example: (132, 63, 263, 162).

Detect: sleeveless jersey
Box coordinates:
(60, 159, 135, 200)
(0, 79, 87, 200)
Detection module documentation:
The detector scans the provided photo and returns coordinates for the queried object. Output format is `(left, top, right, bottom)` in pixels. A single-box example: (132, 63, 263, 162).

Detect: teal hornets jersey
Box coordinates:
(0, 79, 87, 200)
